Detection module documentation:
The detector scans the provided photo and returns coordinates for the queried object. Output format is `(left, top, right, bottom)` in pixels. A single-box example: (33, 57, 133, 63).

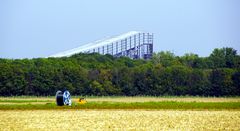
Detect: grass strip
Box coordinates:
(0, 101, 240, 110)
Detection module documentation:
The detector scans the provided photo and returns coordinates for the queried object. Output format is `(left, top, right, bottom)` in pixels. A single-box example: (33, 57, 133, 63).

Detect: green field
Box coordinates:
(0, 96, 240, 110)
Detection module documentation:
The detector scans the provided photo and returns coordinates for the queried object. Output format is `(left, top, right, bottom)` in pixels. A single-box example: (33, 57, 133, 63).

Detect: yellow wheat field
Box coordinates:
(0, 110, 240, 131)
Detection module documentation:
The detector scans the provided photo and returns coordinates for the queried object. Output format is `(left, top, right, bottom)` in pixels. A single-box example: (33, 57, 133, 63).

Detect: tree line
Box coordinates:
(0, 47, 239, 96)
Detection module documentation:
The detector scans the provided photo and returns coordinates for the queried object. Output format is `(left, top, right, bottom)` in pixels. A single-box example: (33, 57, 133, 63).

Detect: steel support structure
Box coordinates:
(50, 31, 153, 60)
(87, 32, 153, 60)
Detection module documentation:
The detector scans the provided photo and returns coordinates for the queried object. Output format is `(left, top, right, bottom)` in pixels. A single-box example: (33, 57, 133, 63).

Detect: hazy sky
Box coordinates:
(0, 0, 239, 58)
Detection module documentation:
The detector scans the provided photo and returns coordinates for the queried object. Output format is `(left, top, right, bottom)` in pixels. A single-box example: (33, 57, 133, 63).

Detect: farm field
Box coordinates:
(83, 96, 240, 103)
(86, 96, 240, 102)
(0, 96, 240, 110)
(1, 96, 240, 102)
(1, 110, 240, 130)
(0, 97, 240, 130)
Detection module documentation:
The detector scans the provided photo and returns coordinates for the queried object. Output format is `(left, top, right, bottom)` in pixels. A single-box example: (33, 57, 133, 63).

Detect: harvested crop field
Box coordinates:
(1, 110, 240, 130)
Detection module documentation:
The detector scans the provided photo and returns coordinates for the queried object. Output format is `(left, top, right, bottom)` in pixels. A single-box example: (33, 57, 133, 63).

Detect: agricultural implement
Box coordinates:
(56, 90, 72, 106)
(78, 98, 87, 104)
(55, 90, 86, 106)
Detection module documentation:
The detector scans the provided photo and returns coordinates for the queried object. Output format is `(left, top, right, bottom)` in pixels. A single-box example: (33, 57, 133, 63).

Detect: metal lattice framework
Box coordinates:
(49, 31, 153, 59)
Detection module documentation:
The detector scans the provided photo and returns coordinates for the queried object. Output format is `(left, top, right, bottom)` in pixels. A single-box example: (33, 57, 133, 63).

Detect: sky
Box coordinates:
(0, 0, 239, 59)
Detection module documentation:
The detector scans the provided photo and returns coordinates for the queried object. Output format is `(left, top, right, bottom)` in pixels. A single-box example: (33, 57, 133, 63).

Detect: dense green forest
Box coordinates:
(0, 47, 240, 96)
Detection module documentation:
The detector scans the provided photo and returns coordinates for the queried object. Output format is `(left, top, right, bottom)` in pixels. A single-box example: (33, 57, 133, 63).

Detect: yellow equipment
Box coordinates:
(78, 98, 87, 104)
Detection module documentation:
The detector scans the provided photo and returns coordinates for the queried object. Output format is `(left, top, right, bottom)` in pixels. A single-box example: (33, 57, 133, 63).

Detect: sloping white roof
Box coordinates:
(49, 31, 141, 57)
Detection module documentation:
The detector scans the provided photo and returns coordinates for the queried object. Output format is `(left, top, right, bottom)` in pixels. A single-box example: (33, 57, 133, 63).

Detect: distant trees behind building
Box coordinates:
(0, 47, 239, 96)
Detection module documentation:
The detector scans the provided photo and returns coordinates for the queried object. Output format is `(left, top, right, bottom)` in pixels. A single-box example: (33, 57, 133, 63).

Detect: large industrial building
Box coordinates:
(49, 31, 153, 60)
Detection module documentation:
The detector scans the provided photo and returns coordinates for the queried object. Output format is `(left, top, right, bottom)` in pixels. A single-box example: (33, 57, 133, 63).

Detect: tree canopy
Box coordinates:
(0, 47, 239, 96)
